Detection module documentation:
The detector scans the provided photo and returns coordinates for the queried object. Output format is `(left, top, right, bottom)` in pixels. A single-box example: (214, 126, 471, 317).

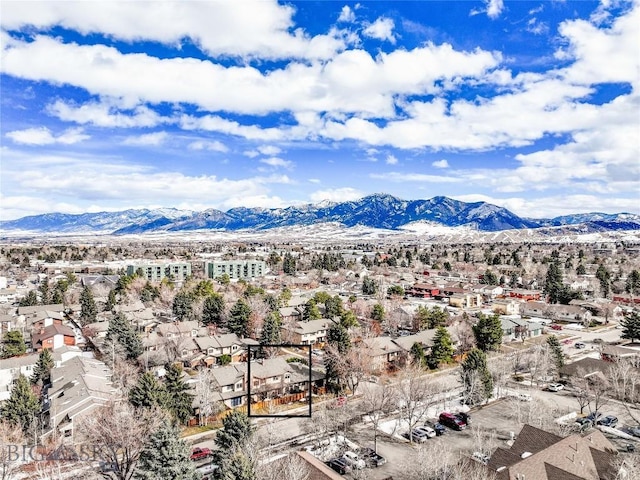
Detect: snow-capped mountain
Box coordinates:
(1, 194, 638, 236)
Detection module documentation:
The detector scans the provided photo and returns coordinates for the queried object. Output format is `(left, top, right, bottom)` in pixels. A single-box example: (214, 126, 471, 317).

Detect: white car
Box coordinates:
(342, 451, 366, 470)
(547, 383, 564, 392)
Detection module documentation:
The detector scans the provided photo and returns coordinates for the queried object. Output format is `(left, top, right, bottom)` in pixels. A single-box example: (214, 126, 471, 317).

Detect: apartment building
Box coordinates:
(126, 262, 191, 282)
(206, 260, 266, 280)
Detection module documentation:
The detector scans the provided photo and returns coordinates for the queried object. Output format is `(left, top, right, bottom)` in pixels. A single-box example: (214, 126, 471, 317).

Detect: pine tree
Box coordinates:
(172, 290, 194, 321)
(327, 323, 351, 354)
(428, 326, 454, 369)
(461, 348, 493, 405)
(546, 335, 565, 371)
(260, 312, 281, 345)
(362, 276, 377, 295)
(282, 253, 296, 275)
(129, 372, 167, 409)
(620, 311, 640, 343)
(134, 421, 200, 480)
(38, 278, 51, 305)
(215, 410, 255, 452)
(31, 348, 54, 386)
(79, 285, 97, 325)
(2, 331, 26, 358)
(595, 264, 611, 298)
(302, 300, 321, 321)
(163, 364, 194, 424)
(0, 375, 39, 433)
(472, 313, 503, 352)
(228, 299, 252, 337)
(371, 303, 385, 323)
(410, 342, 426, 367)
(105, 289, 117, 312)
(324, 296, 344, 318)
(544, 261, 564, 304)
(106, 313, 143, 360)
(18, 290, 38, 307)
(202, 293, 225, 326)
(625, 269, 640, 296)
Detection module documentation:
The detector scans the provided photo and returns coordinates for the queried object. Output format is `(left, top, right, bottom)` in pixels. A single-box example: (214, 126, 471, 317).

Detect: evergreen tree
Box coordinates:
(371, 303, 385, 323)
(79, 285, 97, 325)
(38, 278, 51, 305)
(106, 313, 143, 360)
(302, 299, 322, 321)
(18, 290, 38, 307)
(0, 375, 39, 433)
(163, 364, 194, 424)
(202, 293, 225, 327)
(259, 312, 281, 345)
(620, 311, 640, 343)
(31, 348, 54, 386)
(327, 323, 351, 354)
(480, 269, 498, 285)
(51, 287, 64, 305)
(324, 295, 344, 318)
(129, 372, 167, 409)
(461, 348, 493, 405)
(134, 420, 200, 480)
(228, 299, 251, 337)
(339, 310, 359, 329)
(172, 290, 194, 321)
(362, 276, 377, 295)
(215, 410, 255, 452)
(105, 288, 117, 312)
(595, 264, 611, 298)
(2, 330, 26, 358)
(282, 253, 296, 275)
(472, 313, 503, 352)
(410, 342, 426, 367)
(546, 335, 565, 371)
(625, 269, 640, 296)
(544, 261, 564, 304)
(428, 326, 454, 369)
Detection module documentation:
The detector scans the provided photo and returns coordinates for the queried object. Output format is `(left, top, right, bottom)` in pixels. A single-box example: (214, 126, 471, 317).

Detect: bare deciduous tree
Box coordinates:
(0, 420, 24, 480)
(359, 382, 396, 453)
(75, 401, 162, 480)
(257, 452, 310, 480)
(395, 365, 439, 442)
(609, 359, 640, 425)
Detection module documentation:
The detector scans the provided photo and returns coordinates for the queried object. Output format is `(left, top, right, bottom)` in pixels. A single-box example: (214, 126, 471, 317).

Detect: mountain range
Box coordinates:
(1, 194, 639, 235)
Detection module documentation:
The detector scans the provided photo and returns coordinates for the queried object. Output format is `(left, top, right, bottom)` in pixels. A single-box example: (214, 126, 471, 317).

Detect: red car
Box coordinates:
(439, 412, 466, 431)
(550, 324, 563, 330)
(190, 447, 212, 461)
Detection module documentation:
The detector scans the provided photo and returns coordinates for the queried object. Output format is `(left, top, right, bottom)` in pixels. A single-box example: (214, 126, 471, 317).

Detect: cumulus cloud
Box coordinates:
(47, 99, 168, 128)
(122, 131, 168, 146)
(309, 187, 364, 203)
(6, 126, 89, 145)
(363, 17, 396, 43)
(188, 140, 228, 152)
(385, 154, 398, 165)
(257, 145, 282, 156)
(432, 159, 449, 169)
(338, 5, 355, 23)
(260, 157, 293, 169)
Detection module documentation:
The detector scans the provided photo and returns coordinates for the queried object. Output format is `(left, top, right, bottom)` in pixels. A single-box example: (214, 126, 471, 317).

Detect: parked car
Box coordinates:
(575, 342, 586, 349)
(357, 447, 387, 467)
(425, 420, 446, 436)
(585, 411, 602, 423)
(471, 452, 490, 465)
(597, 416, 618, 428)
(575, 418, 592, 430)
(455, 412, 472, 425)
(550, 324, 563, 330)
(547, 383, 564, 392)
(508, 392, 532, 402)
(326, 458, 351, 474)
(341, 451, 366, 470)
(190, 447, 212, 461)
(403, 426, 434, 442)
(623, 426, 640, 438)
(439, 412, 466, 431)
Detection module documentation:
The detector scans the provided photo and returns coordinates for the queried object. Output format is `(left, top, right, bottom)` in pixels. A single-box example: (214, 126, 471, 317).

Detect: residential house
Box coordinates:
(361, 336, 404, 373)
(393, 328, 460, 357)
(600, 344, 640, 363)
(45, 356, 116, 439)
(547, 304, 592, 324)
(280, 319, 332, 345)
(408, 283, 440, 298)
(0, 352, 39, 401)
(508, 289, 542, 301)
(471, 284, 504, 300)
(248, 357, 321, 401)
(559, 358, 613, 384)
(612, 293, 640, 305)
(500, 317, 544, 342)
(31, 324, 76, 352)
(485, 424, 617, 480)
(449, 292, 482, 309)
(191, 333, 257, 366)
(492, 299, 521, 316)
(521, 301, 549, 318)
(279, 306, 303, 323)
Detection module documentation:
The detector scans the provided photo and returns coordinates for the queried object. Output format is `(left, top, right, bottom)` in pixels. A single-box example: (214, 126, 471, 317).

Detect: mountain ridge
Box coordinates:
(1, 194, 638, 235)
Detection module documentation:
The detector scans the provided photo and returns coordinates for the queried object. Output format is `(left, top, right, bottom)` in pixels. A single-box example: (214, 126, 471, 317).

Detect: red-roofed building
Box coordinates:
(31, 324, 76, 352)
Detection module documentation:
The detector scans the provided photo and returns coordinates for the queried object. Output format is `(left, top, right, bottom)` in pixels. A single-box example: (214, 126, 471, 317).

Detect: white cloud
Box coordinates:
(432, 159, 449, 169)
(47, 99, 167, 128)
(259, 157, 293, 169)
(122, 131, 168, 146)
(187, 140, 228, 152)
(363, 17, 396, 43)
(486, 0, 505, 19)
(0, 1, 348, 61)
(308, 178, 321, 184)
(309, 187, 364, 203)
(385, 154, 398, 165)
(6, 126, 89, 145)
(338, 5, 356, 23)
(257, 145, 282, 156)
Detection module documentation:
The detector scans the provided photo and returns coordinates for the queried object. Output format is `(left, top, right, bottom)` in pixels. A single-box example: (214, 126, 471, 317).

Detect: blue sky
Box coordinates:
(1, 0, 638, 221)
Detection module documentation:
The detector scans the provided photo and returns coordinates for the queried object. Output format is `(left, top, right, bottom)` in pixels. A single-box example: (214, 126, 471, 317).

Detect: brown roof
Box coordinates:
(32, 323, 75, 346)
(559, 358, 612, 378)
(296, 451, 343, 480)
(509, 424, 563, 457)
(544, 463, 584, 480)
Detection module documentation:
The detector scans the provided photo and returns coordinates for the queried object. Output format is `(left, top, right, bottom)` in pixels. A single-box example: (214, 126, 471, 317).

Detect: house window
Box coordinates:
(231, 397, 242, 407)
(208, 348, 215, 355)
(232, 345, 238, 351)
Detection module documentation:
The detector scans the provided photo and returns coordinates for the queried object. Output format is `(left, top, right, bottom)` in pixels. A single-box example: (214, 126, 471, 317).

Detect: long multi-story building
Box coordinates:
(206, 260, 266, 280)
(126, 262, 191, 282)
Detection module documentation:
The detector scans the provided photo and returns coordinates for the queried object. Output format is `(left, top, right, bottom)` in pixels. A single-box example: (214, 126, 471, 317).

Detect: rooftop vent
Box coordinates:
(521, 452, 532, 459)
